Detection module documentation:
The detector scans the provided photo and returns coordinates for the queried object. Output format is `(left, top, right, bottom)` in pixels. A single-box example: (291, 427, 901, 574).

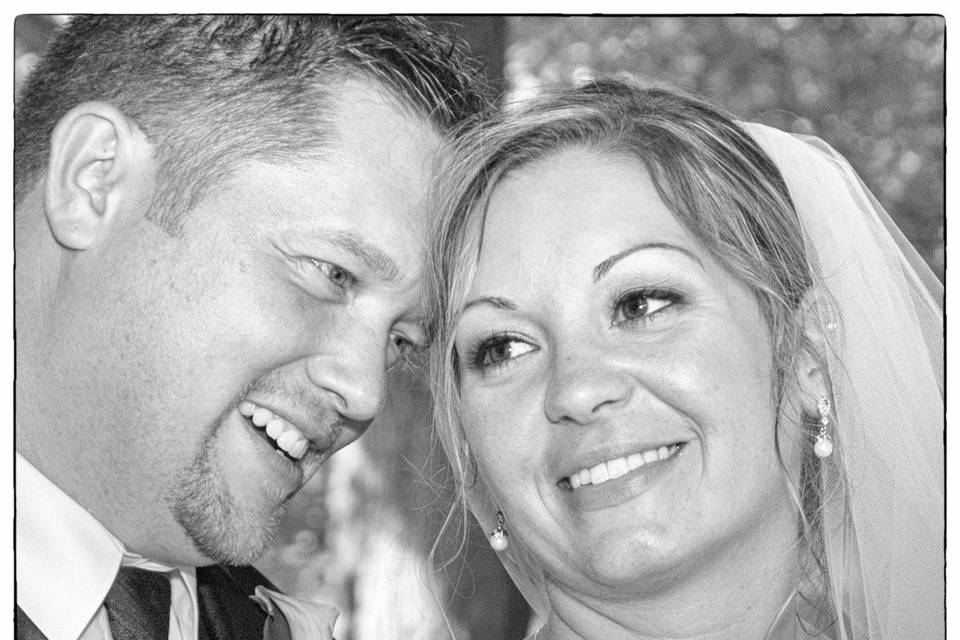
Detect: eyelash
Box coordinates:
(462, 288, 682, 373)
(612, 287, 682, 327)
(463, 333, 537, 373)
(300, 257, 355, 291)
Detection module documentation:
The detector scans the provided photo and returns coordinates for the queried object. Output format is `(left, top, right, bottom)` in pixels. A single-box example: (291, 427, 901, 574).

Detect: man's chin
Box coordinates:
(175, 495, 285, 566)
(169, 452, 286, 566)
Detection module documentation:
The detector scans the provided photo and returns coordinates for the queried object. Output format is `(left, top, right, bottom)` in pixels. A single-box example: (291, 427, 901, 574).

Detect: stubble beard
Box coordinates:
(169, 408, 286, 565)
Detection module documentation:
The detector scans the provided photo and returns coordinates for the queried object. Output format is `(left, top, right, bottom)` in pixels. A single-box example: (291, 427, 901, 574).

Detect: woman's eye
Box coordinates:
(304, 258, 354, 289)
(472, 337, 536, 370)
(613, 289, 678, 325)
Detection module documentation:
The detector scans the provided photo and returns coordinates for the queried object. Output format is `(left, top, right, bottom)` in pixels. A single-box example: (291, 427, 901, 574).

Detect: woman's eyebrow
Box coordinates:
(593, 242, 705, 282)
(463, 295, 516, 312)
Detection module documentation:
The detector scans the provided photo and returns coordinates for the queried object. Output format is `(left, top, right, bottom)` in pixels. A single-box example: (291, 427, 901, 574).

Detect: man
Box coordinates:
(15, 15, 486, 640)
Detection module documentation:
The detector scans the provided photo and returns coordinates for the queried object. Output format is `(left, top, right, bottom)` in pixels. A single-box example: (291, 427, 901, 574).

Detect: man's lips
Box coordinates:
(238, 399, 337, 461)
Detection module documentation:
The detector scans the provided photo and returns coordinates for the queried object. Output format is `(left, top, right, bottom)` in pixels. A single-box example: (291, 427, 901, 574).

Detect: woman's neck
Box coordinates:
(541, 581, 796, 640)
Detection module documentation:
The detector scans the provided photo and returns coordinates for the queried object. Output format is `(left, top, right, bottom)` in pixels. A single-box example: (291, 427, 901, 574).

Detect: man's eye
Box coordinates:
(304, 258, 354, 289)
(387, 333, 426, 371)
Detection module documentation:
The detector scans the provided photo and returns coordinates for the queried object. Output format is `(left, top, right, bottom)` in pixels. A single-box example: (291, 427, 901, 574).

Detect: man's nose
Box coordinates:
(304, 326, 388, 424)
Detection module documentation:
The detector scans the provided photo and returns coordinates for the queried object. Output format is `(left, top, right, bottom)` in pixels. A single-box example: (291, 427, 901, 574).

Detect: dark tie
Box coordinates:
(15, 606, 47, 640)
(103, 566, 172, 640)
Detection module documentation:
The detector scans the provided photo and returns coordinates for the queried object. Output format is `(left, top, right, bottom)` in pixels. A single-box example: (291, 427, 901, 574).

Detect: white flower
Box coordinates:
(251, 585, 339, 640)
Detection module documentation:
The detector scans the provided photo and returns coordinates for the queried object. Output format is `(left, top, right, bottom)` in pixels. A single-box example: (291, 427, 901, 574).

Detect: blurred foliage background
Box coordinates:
(505, 16, 944, 279)
(15, 14, 944, 640)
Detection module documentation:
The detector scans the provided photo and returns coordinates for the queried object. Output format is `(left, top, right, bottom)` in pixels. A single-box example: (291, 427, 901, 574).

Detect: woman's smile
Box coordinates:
(560, 441, 683, 490)
(557, 441, 688, 512)
(454, 146, 790, 591)
(431, 80, 943, 640)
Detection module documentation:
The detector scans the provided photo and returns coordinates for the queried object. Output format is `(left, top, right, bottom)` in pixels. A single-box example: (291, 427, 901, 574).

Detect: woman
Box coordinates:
(428, 81, 943, 639)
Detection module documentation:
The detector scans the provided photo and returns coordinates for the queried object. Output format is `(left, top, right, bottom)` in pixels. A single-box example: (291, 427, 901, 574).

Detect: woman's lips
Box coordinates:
(554, 442, 688, 511)
(558, 443, 684, 491)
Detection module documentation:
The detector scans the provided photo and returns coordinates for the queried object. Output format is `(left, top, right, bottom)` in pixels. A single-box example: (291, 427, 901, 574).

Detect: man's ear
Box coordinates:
(45, 101, 150, 250)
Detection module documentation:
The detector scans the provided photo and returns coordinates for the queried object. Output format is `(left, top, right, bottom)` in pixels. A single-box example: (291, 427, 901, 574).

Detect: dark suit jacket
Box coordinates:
(16, 564, 275, 640)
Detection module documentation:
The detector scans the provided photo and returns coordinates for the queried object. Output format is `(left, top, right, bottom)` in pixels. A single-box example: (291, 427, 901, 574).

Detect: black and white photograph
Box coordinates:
(12, 13, 946, 640)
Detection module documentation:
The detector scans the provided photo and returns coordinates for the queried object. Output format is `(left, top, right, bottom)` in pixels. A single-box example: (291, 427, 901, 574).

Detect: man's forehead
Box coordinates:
(325, 77, 441, 140)
(321, 79, 442, 223)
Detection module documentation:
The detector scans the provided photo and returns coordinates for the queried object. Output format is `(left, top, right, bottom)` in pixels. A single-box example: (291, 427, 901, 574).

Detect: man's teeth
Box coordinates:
(239, 400, 310, 460)
(567, 444, 680, 490)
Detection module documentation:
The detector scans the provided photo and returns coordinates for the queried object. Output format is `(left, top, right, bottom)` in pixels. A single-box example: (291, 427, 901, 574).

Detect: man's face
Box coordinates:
(50, 80, 441, 565)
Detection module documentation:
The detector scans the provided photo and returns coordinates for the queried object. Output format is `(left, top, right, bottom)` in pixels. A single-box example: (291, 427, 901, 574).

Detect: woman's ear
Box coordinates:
(44, 101, 151, 250)
(792, 293, 834, 416)
(794, 348, 829, 417)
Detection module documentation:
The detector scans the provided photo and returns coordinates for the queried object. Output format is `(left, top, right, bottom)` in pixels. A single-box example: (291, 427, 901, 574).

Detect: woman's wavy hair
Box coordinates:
(428, 80, 840, 632)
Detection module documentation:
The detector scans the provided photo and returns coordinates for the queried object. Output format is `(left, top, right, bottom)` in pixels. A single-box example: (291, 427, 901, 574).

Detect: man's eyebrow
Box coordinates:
(593, 242, 704, 282)
(326, 230, 401, 281)
(462, 295, 517, 313)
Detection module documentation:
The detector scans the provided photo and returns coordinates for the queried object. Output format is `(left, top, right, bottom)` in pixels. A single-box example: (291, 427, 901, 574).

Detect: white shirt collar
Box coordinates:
(17, 452, 125, 640)
(16, 454, 202, 640)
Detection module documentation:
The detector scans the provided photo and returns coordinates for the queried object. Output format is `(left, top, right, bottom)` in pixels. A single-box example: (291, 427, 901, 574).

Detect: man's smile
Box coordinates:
(239, 400, 313, 460)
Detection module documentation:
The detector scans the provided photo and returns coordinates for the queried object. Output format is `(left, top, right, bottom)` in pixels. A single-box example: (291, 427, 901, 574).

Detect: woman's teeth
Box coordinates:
(566, 444, 680, 490)
(239, 400, 310, 460)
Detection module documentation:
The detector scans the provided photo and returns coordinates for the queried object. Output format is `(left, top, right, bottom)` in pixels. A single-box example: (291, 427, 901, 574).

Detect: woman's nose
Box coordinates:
(543, 352, 633, 425)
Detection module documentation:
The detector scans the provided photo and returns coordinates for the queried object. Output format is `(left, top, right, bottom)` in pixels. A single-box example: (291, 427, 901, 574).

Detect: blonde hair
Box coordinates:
(428, 80, 837, 631)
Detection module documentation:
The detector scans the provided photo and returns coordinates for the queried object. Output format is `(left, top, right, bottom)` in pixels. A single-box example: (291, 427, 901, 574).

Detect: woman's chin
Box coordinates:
(551, 527, 691, 598)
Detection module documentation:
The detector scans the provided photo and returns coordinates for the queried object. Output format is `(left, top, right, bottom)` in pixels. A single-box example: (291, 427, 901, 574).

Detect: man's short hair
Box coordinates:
(15, 15, 489, 230)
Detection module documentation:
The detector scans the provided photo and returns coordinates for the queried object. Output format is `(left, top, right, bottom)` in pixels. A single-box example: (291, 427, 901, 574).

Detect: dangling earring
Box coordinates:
(489, 510, 509, 551)
(814, 396, 834, 458)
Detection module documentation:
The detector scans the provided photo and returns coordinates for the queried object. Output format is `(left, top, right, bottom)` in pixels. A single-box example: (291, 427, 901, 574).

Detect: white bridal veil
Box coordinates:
(492, 124, 944, 640)
(746, 124, 944, 640)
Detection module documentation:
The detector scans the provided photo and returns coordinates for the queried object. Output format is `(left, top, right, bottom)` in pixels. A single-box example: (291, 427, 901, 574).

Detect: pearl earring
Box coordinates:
(489, 510, 509, 551)
(814, 396, 834, 458)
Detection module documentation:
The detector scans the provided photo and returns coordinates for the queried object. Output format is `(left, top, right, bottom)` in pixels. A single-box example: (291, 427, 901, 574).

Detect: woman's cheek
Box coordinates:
(464, 386, 538, 476)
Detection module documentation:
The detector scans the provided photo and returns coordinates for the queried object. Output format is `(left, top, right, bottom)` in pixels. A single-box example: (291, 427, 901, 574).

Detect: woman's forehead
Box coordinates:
(480, 149, 684, 249)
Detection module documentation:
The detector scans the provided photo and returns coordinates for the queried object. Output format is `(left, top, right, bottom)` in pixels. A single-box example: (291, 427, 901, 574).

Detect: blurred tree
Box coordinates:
(505, 16, 944, 279)
(14, 15, 65, 99)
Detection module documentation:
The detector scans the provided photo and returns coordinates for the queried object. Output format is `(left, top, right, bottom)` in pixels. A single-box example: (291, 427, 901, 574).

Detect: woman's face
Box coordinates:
(454, 148, 798, 598)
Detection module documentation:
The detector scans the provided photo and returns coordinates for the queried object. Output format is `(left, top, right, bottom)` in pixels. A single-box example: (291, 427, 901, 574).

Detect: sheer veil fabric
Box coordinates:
(487, 124, 944, 640)
(745, 124, 944, 640)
